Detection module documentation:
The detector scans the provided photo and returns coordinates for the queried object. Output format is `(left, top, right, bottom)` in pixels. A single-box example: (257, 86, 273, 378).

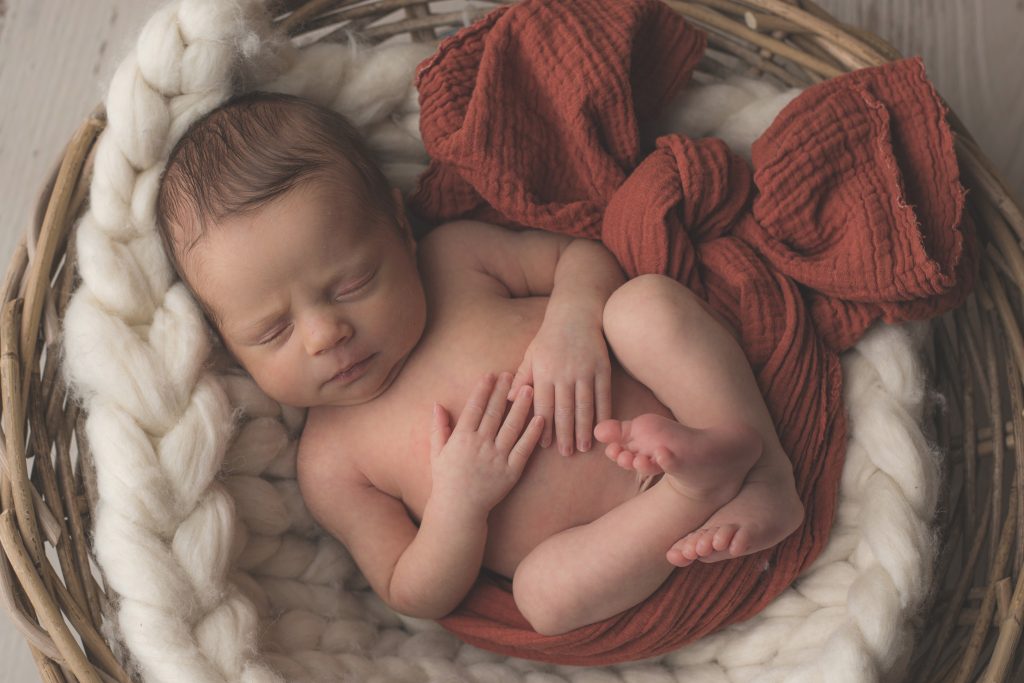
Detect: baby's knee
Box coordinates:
(512, 558, 583, 636)
(604, 274, 736, 348)
(605, 273, 674, 322)
(604, 274, 699, 341)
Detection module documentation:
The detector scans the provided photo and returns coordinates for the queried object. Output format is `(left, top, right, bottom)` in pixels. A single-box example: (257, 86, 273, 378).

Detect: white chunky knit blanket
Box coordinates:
(61, 1, 941, 681)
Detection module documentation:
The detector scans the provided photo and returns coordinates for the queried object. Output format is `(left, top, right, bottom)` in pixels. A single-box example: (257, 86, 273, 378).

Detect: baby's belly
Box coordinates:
(379, 295, 674, 578)
(483, 409, 661, 578)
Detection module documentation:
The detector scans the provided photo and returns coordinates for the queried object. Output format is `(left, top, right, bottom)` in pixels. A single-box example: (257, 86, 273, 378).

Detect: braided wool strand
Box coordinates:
(61, 1, 940, 680)
(63, 2, 294, 681)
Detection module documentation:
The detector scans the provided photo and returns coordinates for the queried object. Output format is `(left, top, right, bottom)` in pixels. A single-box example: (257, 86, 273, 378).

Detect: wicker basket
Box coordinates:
(1, 1, 1022, 681)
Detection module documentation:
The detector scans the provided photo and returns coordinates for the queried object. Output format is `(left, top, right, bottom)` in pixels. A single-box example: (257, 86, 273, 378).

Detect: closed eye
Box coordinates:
(257, 322, 292, 346)
(334, 271, 376, 300)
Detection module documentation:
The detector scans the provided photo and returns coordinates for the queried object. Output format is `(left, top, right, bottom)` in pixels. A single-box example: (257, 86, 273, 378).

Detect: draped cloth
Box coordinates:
(407, 0, 975, 665)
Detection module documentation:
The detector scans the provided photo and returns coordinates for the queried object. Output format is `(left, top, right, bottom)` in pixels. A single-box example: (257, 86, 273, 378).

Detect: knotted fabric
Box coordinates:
(408, 0, 975, 665)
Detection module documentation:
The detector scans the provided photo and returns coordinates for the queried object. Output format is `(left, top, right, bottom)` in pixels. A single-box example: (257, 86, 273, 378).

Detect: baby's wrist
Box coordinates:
(425, 489, 493, 525)
(544, 298, 603, 329)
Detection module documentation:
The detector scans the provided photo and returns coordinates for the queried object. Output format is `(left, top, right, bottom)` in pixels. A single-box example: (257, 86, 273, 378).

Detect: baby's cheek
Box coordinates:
(244, 354, 307, 407)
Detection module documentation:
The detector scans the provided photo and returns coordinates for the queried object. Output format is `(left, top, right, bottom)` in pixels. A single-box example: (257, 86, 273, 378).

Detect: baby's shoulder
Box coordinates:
(298, 404, 405, 502)
(297, 406, 366, 478)
(418, 219, 497, 262)
(417, 220, 511, 296)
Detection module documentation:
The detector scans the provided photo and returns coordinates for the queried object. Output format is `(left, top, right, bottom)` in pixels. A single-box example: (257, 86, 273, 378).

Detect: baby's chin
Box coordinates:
(306, 351, 413, 409)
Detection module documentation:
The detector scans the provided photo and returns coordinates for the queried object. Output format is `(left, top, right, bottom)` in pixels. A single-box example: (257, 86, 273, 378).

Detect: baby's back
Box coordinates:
(301, 224, 672, 578)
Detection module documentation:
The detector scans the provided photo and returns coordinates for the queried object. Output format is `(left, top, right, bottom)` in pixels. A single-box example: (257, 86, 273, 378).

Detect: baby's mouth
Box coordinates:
(325, 353, 377, 387)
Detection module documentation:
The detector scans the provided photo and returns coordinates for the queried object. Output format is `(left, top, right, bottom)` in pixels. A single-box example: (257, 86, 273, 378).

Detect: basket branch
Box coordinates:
(0, 511, 100, 683)
(954, 485, 1019, 683)
(742, 0, 885, 66)
(666, 1, 843, 78)
(1, 300, 49, 587)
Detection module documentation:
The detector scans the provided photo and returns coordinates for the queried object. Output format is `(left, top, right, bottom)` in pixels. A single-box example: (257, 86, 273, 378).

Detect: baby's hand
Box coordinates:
(430, 372, 545, 516)
(507, 314, 612, 456)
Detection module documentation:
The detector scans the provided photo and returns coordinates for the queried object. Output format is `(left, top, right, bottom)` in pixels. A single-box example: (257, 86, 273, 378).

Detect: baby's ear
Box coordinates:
(391, 187, 415, 248)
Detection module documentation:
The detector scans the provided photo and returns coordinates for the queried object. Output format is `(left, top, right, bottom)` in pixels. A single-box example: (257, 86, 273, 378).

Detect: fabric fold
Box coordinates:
(408, 0, 975, 665)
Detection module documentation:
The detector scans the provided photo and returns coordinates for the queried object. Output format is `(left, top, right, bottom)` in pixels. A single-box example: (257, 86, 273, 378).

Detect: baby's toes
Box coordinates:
(633, 453, 662, 476)
(666, 546, 694, 567)
(712, 524, 741, 552)
(667, 533, 701, 567)
(652, 445, 678, 472)
(594, 419, 627, 445)
(615, 447, 639, 470)
(694, 528, 718, 557)
(727, 526, 751, 555)
(605, 443, 622, 461)
(693, 527, 751, 564)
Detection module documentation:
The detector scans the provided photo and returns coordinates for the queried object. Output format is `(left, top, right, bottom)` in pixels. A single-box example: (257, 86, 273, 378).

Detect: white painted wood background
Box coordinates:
(0, 0, 1021, 680)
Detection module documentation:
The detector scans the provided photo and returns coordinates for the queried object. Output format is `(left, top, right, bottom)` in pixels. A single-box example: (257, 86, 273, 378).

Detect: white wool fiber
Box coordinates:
(226, 417, 290, 475)
(224, 475, 290, 536)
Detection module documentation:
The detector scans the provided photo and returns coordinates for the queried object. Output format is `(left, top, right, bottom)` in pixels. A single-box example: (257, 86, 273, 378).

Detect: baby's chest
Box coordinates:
(353, 294, 549, 503)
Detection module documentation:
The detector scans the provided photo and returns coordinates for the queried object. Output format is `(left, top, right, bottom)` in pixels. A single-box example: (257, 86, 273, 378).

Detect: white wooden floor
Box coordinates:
(1, 1, 1022, 681)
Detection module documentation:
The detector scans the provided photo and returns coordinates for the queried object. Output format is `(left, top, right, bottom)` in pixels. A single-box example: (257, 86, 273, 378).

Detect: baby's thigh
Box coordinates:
(603, 275, 728, 368)
(602, 275, 755, 425)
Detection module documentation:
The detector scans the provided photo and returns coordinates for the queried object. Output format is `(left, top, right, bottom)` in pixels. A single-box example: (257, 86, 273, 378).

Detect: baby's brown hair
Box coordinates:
(156, 91, 395, 286)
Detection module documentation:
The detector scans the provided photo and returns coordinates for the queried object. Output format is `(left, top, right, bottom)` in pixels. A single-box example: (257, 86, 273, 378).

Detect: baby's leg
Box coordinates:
(511, 275, 802, 635)
(512, 433, 757, 635)
(596, 274, 804, 566)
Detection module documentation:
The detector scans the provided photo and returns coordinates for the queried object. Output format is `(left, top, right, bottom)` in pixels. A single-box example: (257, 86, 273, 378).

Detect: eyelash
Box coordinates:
(334, 272, 375, 300)
(256, 273, 375, 346)
(257, 324, 291, 346)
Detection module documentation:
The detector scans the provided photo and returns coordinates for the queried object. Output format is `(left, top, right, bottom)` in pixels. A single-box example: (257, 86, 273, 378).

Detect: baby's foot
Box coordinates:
(594, 414, 762, 509)
(667, 469, 804, 567)
(595, 415, 801, 567)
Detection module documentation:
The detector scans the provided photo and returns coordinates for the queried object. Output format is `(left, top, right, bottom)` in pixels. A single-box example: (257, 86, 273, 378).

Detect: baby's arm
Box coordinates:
(428, 220, 626, 454)
(517, 238, 627, 453)
(311, 474, 484, 618)
(299, 373, 542, 619)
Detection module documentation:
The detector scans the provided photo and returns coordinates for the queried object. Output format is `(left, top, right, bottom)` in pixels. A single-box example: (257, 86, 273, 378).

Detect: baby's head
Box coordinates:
(157, 92, 427, 408)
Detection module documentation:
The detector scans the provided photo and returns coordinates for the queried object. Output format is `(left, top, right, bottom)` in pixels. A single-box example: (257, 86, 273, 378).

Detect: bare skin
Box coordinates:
(508, 274, 804, 632)
(186, 174, 804, 635)
(594, 414, 796, 566)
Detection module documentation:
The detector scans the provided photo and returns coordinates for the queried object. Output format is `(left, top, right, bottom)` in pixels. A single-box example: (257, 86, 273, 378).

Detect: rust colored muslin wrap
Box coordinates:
(407, 0, 976, 665)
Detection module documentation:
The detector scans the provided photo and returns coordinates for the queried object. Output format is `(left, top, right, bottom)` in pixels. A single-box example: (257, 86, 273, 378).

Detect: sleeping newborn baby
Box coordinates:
(156, 92, 804, 636)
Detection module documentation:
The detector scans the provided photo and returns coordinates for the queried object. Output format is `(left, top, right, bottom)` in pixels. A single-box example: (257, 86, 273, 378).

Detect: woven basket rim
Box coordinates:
(2, 1, 1023, 682)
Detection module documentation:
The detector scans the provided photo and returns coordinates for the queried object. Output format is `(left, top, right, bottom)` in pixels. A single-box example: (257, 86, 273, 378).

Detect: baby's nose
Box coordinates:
(303, 313, 353, 355)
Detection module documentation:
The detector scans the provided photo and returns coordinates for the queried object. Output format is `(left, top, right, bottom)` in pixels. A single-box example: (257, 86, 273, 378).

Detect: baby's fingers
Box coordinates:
(507, 363, 533, 401)
(495, 385, 534, 454)
(555, 382, 574, 456)
(534, 381, 555, 448)
(575, 380, 594, 453)
(430, 403, 452, 456)
(596, 365, 612, 424)
(456, 372, 497, 433)
(507, 415, 545, 473)
(478, 371, 514, 439)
